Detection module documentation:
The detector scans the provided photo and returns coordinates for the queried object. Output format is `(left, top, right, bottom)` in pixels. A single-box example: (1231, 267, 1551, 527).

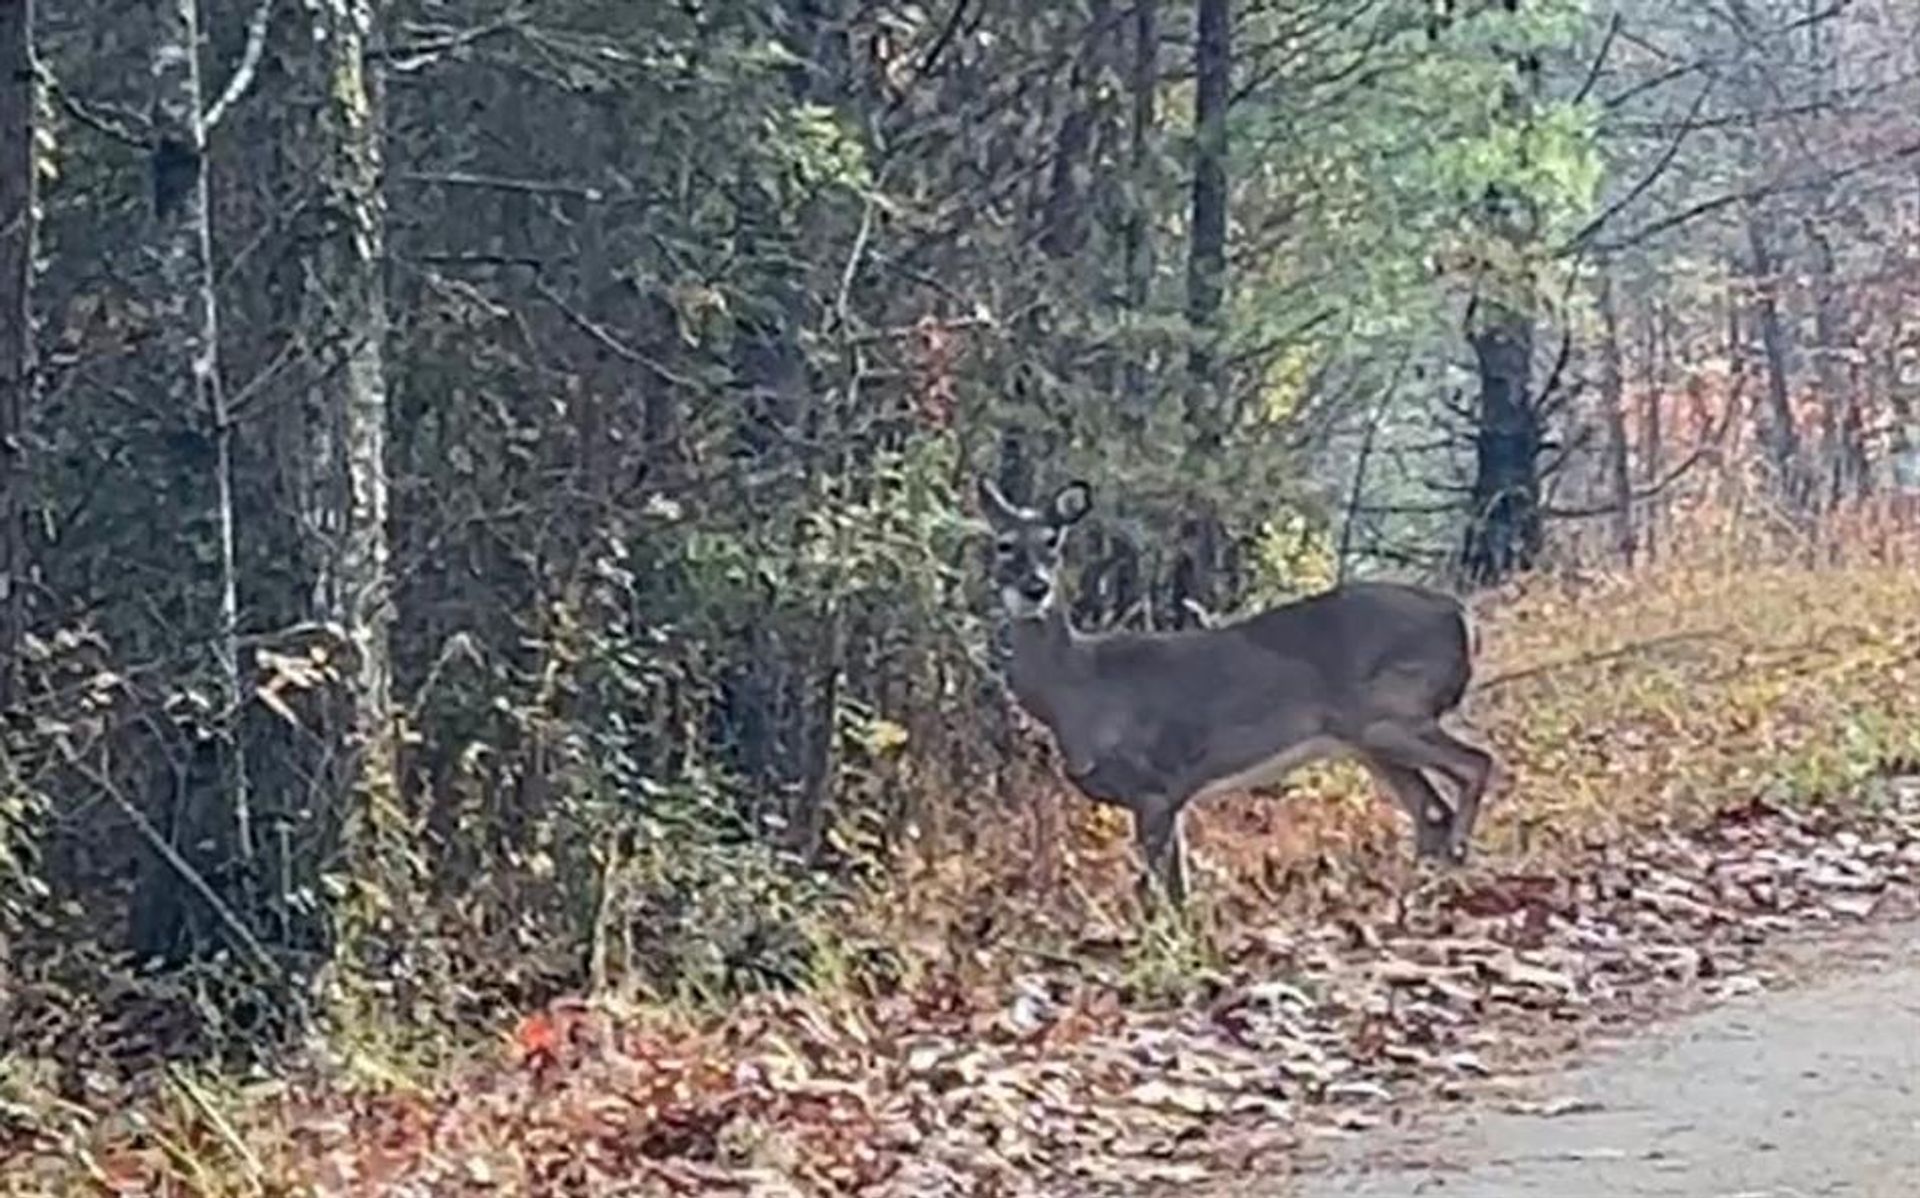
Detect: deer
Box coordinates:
(978, 475, 1496, 908)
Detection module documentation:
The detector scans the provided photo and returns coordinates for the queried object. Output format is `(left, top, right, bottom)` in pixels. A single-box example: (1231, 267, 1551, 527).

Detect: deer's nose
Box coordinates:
(1019, 578, 1049, 601)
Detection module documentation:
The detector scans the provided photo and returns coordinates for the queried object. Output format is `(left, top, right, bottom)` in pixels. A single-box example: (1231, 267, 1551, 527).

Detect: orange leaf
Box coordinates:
(513, 1011, 559, 1064)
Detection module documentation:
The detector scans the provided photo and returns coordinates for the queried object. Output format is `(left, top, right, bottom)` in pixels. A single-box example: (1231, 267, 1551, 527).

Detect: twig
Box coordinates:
(1573, 13, 1623, 105)
(164, 1067, 266, 1184)
(377, 11, 526, 70)
(62, 750, 280, 979)
(1473, 629, 1729, 694)
(1585, 138, 1920, 254)
(395, 170, 613, 201)
(36, 63, 148, 146)
(528, 278, 703, 390)
(1562, 78, 1716, 253)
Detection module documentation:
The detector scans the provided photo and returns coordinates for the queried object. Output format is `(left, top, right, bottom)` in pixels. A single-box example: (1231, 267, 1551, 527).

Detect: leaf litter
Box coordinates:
(4, 782, 1919, 1196)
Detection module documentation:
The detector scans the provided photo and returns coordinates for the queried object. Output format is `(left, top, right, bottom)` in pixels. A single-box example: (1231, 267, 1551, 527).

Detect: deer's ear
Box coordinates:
(1051, 480, 1092, 526)
(976, 476, 1018, 525)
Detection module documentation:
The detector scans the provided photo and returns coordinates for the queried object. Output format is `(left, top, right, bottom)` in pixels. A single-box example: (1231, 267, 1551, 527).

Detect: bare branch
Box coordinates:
(1563, 79, 1716, 254)
(1573, 12, 1622, 106)
(395, 170, 617, 201)
(35, 62, 148, 146)
(378, 11, 527, 71)
(1542, 438, 1713, 518)
(62, 749, 280, 980)
(1475, 630, 1730, 694)
(529, 277, 703, 391)
(203, 0, 276, 132)
(1584, 138, 1920, 255)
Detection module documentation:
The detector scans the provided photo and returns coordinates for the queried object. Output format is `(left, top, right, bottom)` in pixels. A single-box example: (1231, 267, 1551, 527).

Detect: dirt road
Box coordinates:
(1294, 922, 1920, 1198)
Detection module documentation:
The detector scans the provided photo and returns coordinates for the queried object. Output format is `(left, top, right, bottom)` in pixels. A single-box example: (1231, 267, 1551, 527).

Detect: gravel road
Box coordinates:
(1294, 922, 1920, 1198)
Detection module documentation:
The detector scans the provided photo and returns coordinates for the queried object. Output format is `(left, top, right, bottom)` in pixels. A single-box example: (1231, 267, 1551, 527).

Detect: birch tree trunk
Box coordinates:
(294, 0, 398, 933)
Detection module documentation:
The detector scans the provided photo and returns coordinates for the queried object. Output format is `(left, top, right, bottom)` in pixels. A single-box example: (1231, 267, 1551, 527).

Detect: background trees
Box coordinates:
(4, 0, 1919, 1054)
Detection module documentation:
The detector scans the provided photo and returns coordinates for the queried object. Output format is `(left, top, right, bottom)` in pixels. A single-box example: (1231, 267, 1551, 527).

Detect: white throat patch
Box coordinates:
(1001, 585, 1053, 621)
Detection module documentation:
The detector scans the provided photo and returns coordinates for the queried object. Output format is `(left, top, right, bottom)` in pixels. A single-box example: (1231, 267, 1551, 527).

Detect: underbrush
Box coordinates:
(6, 543, 1920, 1194)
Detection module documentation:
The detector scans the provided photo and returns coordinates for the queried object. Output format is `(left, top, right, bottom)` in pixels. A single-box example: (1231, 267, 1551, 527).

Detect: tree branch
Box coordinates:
(1583, 137, 1920, 254)
(1573, 12, 1622, 106)
(203, 0, 276, 132)
(379, 11, 527, 71)
(1541, 438, 1712, 518)
(395, 170, 615, 201)
(1563, 78, 1716, 254)
(36, 62, 148, 146)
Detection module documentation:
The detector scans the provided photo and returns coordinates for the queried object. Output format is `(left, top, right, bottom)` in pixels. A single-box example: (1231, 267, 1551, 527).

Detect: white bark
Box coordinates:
(304, 0, 396, 818)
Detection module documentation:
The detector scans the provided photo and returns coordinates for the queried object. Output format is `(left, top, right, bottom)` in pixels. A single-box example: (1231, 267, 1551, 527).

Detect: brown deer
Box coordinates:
(979, 476, 1495, 906)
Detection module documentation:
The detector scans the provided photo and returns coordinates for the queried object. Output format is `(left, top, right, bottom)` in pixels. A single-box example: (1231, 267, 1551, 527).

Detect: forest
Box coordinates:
(4, 0, 1920, 1193)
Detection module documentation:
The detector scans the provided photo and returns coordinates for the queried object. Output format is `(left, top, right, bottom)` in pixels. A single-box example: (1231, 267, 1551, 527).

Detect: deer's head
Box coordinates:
(977, 477, 1091, 620)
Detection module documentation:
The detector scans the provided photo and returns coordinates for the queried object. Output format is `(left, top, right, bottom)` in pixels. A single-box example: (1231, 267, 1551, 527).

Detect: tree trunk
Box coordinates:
(136, 0, 251, 958)
(1184, 0, 1228, 439)
(1744, 205, 1804, 506)
(1804, 219, 1863, 507)
(0, 0, 33, 708)
(1174, 0, 1229, 628)
(1597, 270, 1634, 564)
(1639, 303, 1664, 558)
(1457, 6, 1543, 587)
(299, 0, 398, 941)
(1460, 301, 1541, 583)
(1120, 0, 1158, 424)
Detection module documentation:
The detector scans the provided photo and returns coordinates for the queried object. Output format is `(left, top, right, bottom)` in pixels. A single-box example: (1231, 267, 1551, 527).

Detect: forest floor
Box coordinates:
(7, 777, 1920, 1196)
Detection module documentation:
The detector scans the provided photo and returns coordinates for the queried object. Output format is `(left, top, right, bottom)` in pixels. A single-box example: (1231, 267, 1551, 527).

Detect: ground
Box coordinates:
(1291, 920, 1920, 1197)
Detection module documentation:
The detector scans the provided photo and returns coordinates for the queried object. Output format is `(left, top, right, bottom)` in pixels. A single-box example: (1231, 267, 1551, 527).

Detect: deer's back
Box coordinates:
(1234, 580, 1472, 714)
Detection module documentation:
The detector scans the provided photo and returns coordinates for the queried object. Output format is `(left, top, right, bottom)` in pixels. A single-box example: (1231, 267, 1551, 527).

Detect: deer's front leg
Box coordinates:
(1133, 801, 1191, 909)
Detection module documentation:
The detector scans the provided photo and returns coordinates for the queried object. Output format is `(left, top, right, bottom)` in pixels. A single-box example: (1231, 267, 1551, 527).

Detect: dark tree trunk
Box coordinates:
(1745, 205, 1804, 505)
(1184, 0, 1229, 438)
(1172, 0, 1230, 628)
(1120, 0, 1158, 423)
(1460, 303, 1541, 583)
(1598, 270, 1635, 564)
(1456, 1, 1543, 587)
(1639, 303, 1665, 558)
(1641, 303, 1665, 485)
(135, 0, 252, 960)
(1804, 220, 1864, 506)
(0, 0, 32, 707)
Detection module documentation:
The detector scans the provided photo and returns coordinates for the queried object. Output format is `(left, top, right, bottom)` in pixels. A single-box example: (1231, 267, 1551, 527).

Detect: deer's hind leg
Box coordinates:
(1361, 754, 1456, 861)
(1132, 801, 1191, 910)
(1417, 722, 1496, 859)
(1358, 719, 1494, 864)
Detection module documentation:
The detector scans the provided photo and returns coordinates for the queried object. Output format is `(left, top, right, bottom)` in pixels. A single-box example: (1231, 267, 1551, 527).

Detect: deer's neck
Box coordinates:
(1006, 606, 1082, 723)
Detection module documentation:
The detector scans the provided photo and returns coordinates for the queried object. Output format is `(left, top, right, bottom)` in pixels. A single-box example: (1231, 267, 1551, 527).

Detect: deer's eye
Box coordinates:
(994, 536, 1018, 556)
(1041, 528, 1063, 549)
